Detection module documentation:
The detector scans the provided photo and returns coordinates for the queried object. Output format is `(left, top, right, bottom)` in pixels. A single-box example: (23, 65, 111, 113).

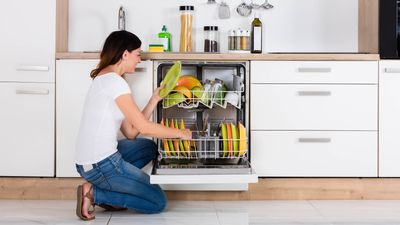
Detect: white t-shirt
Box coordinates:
(75, 73, 131, 165)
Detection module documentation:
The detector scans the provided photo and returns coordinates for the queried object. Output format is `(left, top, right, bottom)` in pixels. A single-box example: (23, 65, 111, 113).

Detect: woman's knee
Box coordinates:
(141, 138, 157, 158)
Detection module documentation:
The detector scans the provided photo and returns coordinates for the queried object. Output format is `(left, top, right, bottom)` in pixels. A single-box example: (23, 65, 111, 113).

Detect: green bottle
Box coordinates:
(251, 13, 262, 53)
(158, 25, 171, 52)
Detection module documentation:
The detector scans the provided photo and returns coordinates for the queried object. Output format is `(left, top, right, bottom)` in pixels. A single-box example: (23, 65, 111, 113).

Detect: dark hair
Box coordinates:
(90, 30, 142, 78)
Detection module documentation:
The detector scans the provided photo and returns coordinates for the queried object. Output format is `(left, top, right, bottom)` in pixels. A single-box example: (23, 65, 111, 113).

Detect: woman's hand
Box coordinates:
(180, 129, 192, 140)
(150, 85, 165, 103)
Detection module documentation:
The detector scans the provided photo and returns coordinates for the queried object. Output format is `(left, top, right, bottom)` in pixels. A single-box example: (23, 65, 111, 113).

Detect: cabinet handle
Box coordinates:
(298, 67, 332, 73)
(298, 138, 331, 143)
(298, 91, 331, 96)
(384, 68, 400, 74)
(16, 89, 49, 95)
(16, 65, 49, 72)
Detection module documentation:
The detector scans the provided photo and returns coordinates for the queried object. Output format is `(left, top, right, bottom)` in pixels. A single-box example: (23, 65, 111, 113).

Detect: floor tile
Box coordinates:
(2, 200, 400, 225)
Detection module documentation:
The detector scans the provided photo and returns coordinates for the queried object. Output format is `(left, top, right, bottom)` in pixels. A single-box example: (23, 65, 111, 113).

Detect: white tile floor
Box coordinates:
(1, 200, 400, 225)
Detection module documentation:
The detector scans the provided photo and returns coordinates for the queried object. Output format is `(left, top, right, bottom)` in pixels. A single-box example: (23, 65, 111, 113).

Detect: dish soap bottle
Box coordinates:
(251, 12, 262, 53)
(158, 25, 171, 52)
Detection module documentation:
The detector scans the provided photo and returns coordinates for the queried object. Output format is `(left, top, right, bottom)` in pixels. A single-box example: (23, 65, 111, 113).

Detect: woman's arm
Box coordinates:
(116, 93, 191, 139)
(120, 86, 163, 139)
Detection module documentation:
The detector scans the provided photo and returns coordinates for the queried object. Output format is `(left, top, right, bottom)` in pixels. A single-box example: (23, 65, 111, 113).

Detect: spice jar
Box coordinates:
(204, 26, 219, 52)
(242, 30, 250, 51)
(179, 6, 194, 52)
(235, 29, 242, 51)
(228, 29, 236, 51)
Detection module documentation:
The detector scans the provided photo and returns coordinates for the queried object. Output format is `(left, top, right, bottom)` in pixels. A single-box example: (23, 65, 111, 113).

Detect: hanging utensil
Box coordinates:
(261, 0, 274, 9)
(250, 0, 261, 9)
(218, 1, 230, 19)
(236, 0, 252, 17)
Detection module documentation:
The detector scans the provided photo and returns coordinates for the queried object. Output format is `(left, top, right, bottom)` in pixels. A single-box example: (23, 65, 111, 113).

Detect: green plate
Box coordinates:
(160, 61, 182, 98)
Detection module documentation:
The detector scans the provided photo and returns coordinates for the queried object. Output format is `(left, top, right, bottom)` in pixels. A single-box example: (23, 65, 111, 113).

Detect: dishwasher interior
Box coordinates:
(153, 61, 250, 175)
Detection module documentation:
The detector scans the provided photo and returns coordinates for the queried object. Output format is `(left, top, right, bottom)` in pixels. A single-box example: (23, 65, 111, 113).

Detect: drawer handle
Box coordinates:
(298, 138, 331, 143)
(298, 67, 332, 73)
(125, 67, 146, 75)
(16, 65, 49, 72)
(384, 68, 400, 74)
(298, 91, 331, 96)
(16, 89, 49, 95)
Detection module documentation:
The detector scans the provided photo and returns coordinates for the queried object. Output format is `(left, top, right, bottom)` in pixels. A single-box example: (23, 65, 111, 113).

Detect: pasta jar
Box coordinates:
(179, 5, 194, 52)
(204, 26, 219, 52)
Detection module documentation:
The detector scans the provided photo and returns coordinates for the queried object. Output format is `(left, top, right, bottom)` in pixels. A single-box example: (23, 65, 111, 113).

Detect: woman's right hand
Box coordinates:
(180, 129, 192, 140)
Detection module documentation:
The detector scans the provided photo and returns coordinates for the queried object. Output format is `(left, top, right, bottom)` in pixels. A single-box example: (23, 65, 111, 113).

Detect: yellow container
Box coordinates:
(149, 44, 164, 52)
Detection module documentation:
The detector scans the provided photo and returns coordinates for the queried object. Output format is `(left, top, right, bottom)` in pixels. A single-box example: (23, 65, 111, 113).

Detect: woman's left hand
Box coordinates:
(151, 85, 165, 103)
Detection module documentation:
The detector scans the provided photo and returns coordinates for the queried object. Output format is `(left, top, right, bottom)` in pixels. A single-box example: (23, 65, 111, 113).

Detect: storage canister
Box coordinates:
(204, 26, 219, 52)
(179, 5, 194, 52)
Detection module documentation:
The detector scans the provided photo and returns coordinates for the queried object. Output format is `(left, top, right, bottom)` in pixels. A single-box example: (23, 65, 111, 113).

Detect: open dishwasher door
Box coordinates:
(149, 60, 257, 190)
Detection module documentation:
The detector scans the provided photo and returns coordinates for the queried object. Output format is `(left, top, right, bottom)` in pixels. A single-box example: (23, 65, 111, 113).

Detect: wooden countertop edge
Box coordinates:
(56, 52, 380, 61)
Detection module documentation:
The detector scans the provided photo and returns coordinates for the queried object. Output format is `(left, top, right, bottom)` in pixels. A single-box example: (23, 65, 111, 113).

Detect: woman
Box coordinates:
(74, 30, 191, 220)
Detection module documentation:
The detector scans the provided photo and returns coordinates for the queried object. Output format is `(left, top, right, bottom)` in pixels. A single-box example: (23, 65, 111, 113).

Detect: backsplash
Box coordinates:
(68, 0, 358, 53)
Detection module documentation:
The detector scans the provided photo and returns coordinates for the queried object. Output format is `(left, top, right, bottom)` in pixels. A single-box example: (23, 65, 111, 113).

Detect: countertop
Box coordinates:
(56, 52, 380, 61)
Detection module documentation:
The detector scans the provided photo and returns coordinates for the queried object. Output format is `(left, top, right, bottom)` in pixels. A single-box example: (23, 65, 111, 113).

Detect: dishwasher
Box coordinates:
(150, 60, 257, 190)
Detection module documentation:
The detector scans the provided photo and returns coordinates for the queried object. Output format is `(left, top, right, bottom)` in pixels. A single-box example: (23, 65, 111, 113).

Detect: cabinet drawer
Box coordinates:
(251, 84, 377, 130)
(251, 61, 378, 84)
(251, 131, 377, 177)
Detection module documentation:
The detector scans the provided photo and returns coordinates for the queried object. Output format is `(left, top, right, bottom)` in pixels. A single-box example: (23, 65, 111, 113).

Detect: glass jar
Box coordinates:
(204, 26, 219, 52)
(179, 5, 194, 52)
(242, 30, 251, 51)
(228, 29, 236, 51)
(235, 29, 242, 51)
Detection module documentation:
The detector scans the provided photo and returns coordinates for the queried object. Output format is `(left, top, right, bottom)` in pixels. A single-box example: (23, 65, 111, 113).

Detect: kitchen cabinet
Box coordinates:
(56, 59, 153, 177)
(0, 0, 55, 176)
(0, 0, 55, 83)
(250, 61, 378, 177)
(0, 83, 55, 176)
(379, 60, 400, 177)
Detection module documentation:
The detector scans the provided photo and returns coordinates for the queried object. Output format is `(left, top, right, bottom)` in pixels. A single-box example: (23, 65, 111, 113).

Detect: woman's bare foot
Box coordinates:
(81, 182, 95, 220)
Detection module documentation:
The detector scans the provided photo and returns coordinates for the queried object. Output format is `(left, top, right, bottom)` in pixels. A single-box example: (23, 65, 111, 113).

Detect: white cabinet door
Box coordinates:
(56, 60, 96, 177)
(379, 60, 400, 177)
(56, 60, 153, 177)
(124, 61, 154, 114)
(251, 131, 377, 177)
(0, 0, 55, 82)
(0, 83, 54, 176)
(251, 84, 378, 130)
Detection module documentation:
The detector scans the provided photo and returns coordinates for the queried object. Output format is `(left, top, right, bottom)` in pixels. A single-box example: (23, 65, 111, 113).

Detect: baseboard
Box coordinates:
(1, 177, 400, 200)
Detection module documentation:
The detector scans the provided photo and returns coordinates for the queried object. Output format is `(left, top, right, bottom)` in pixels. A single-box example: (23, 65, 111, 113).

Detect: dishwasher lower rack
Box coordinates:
(157, 135, 248, 163)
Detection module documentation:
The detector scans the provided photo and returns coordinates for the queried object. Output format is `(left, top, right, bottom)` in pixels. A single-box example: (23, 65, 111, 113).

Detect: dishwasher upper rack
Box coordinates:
(162, 89, 243, 109)
(157, 135, 248, 160)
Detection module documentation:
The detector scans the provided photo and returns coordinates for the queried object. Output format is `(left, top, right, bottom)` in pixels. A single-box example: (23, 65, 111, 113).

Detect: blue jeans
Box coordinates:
(76, 138, 167, 214)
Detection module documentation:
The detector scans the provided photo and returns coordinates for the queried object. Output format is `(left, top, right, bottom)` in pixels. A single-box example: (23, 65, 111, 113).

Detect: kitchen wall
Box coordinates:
(69, 0, 358, 53)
